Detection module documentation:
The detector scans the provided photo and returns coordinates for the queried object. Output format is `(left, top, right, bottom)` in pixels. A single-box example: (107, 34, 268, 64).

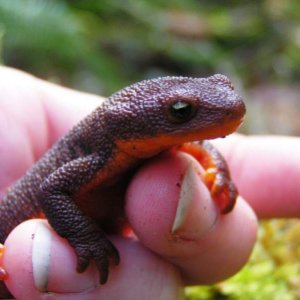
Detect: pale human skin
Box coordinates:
(0, 67, 299, 299)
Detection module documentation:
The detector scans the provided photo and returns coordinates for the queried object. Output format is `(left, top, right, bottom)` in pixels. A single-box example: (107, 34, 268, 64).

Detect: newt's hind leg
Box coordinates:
(176, 141, 238, 214)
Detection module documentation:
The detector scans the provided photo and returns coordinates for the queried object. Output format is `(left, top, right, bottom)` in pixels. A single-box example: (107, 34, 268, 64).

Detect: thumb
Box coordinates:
(126, 150, 258, 284)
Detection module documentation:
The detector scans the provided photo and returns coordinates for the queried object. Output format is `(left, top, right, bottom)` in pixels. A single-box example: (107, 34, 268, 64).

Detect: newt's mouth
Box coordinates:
(209, 111, 245, 138)
(178, 115, 244, 143)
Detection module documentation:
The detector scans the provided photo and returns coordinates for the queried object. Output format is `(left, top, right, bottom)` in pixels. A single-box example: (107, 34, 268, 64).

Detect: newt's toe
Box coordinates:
(0, 244, 8, 281)
(72, 232, 120, 284)
(0, 267, 7, 281)
(203, 168, 238, 214)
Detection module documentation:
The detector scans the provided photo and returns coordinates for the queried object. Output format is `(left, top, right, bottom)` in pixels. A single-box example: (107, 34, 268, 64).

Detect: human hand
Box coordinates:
(0, 67, 266, 299)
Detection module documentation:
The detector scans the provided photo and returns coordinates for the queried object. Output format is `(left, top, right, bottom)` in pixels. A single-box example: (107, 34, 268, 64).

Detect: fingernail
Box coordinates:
(32, 222, 52, 292)
(171, 158, 218, 239)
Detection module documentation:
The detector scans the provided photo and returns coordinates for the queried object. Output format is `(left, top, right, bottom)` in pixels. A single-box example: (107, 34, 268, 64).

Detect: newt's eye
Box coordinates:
(168, 100, 197, 123)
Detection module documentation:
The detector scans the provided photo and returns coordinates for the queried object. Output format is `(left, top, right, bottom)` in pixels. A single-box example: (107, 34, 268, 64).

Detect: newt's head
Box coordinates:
(106, 74, 246, 157)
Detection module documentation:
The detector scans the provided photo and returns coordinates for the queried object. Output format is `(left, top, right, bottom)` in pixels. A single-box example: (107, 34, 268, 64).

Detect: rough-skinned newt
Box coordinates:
(0, 74, 245, 285)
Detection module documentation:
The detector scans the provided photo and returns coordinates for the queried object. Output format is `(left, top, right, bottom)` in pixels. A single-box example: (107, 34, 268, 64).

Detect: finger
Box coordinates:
(213, 134, 300, 218)
(126, 150, 257, 284)
(0, 66, 102, 189)
(2, 219, 183, 300)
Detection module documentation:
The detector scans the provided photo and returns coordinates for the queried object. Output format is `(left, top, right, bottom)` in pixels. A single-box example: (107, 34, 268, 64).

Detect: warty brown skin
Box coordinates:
(0, 74, 245, 284)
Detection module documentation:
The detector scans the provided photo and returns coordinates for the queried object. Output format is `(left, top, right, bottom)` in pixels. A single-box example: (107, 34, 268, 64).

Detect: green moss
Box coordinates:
(185, 220, 300, 300)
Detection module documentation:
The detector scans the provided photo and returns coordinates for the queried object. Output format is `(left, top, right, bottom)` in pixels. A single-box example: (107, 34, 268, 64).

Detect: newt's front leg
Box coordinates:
(40, 154, 120, 284)
(177, 141, 238, 214)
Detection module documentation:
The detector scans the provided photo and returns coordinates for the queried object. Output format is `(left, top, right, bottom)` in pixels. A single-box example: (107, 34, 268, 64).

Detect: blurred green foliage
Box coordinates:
(186, 220, 300, 300)
(1, 0, 300, 95)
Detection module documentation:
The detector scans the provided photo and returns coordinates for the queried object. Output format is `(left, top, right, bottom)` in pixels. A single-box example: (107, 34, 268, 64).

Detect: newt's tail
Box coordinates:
(0, 179, 42, 243)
